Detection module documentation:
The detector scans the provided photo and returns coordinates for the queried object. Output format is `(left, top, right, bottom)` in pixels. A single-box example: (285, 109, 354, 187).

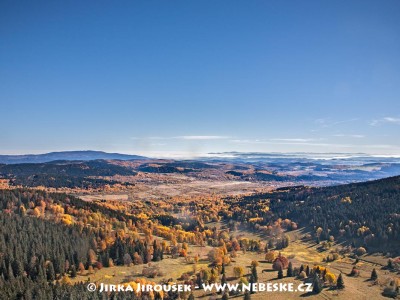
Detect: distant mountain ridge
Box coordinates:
(0, 150, 147, 164)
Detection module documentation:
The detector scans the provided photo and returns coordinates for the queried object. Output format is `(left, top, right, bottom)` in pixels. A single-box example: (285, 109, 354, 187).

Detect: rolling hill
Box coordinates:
(0, 150, 147, 164)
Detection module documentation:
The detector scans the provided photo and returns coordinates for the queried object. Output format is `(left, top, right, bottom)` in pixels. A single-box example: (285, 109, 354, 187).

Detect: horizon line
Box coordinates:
(1, 149, 400, 160)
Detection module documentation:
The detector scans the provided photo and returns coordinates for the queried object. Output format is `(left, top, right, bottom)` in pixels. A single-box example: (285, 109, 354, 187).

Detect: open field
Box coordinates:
(77, 175, 270, 201)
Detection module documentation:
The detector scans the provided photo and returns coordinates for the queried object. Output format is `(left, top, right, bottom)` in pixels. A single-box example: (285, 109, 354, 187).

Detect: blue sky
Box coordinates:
(1, 1, 400, 157)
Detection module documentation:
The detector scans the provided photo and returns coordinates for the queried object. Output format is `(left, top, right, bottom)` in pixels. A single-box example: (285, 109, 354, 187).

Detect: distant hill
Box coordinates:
(0, 159, 137, 188)
(0, 150, 147, 164)
(0, 160, 137, 177)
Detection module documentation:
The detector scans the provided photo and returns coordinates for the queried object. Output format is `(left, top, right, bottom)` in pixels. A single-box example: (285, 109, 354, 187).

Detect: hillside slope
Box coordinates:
(223, 176, 400, 253)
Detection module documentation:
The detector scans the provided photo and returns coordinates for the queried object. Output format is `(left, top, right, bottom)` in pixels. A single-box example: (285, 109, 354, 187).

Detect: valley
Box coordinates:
(0, 153, 400, 299)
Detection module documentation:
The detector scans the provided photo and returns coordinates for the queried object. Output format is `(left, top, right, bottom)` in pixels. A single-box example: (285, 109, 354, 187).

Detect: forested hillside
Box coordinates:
(222, 176, 400, 252)
(0, 189, 165, 299)
(0, 160, 136, 188)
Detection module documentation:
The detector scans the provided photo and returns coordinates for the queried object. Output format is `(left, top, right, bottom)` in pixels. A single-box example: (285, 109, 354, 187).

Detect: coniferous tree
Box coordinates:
(249, 274, 255, 294)
(312, 274, 322, 294)
(152, 240, 160, 262)
(251, 265, 258, 282)
(287, 262, 293, 277)
(11, 260, 24, 277)
(46, 262, 55, 282)
(7, 264, 14, 280)
(196, 273, 203, 288)
(244, 291, 251, 300)
(387, 258, 394, 269)
(299, 265, 304, 273)
(221, 273, 227, 285)
(278, 266, 283, 279)
(70, 265, 77, 278)
(337, 273, 345, 289)
(371, 268, 378, 281)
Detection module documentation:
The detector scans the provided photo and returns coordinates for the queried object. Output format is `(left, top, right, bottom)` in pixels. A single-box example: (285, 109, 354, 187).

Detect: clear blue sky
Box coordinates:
(1, 1, 400, 157)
